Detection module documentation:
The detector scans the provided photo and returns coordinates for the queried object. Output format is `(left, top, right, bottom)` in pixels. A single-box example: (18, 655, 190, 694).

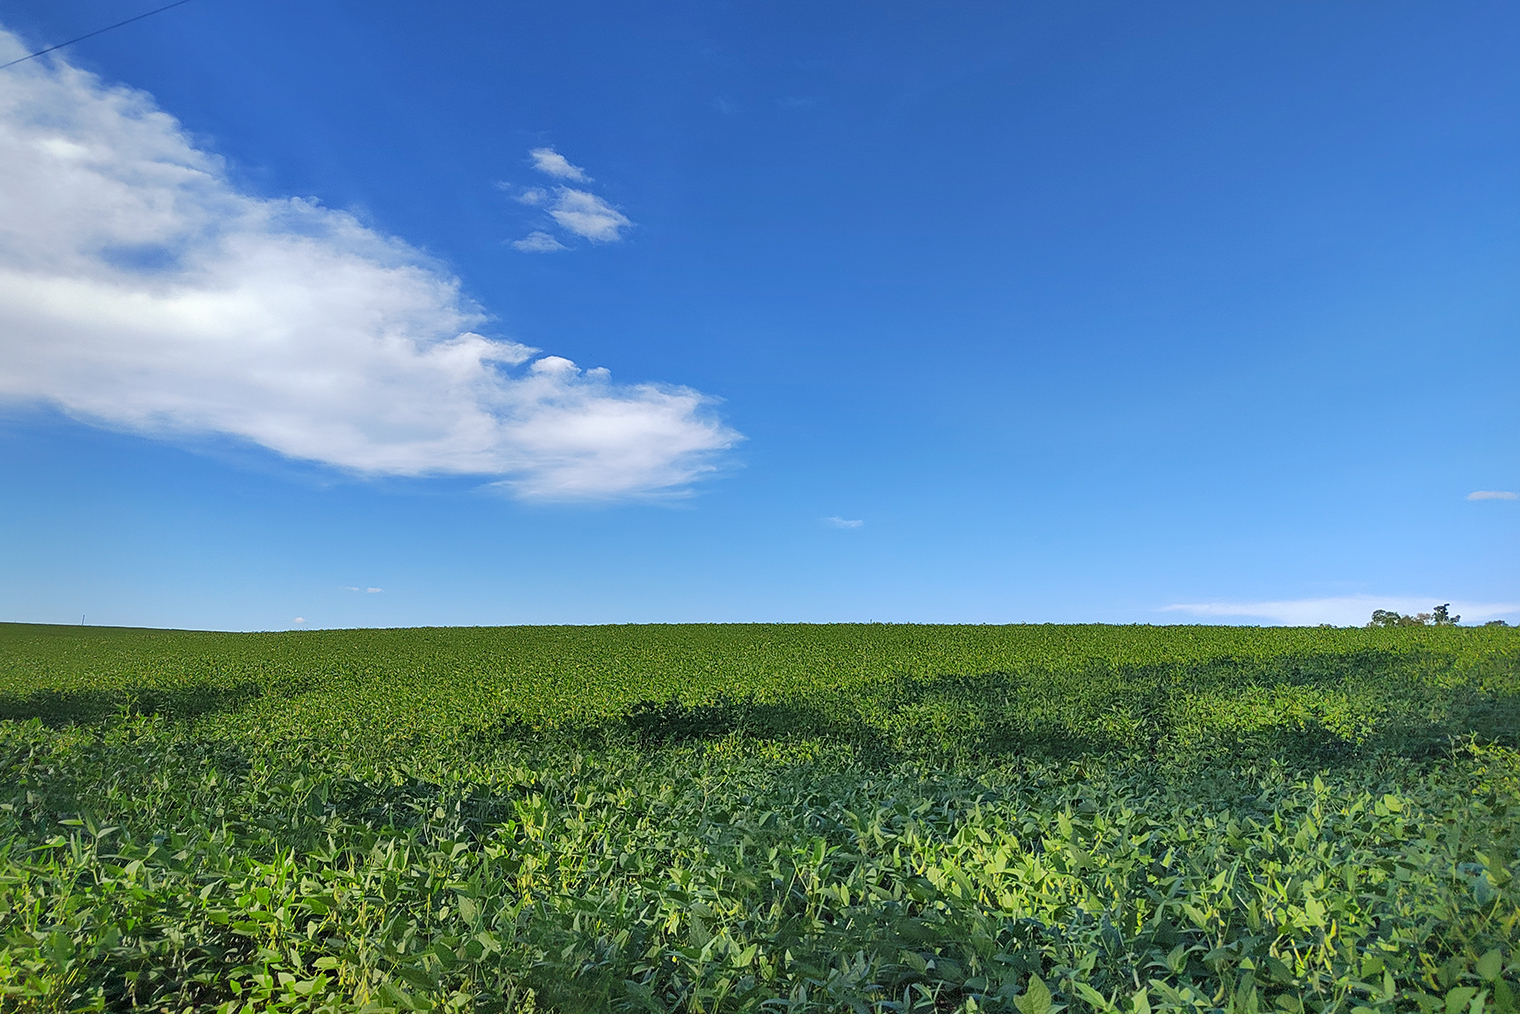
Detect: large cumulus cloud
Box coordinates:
(0, 30, 738, 499)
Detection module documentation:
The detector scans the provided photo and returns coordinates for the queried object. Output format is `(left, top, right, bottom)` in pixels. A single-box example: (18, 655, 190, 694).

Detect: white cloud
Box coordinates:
(512, 231, 567, 252)
(508, 152, 631, 247)
(1468, 490, 1517, 501)
(0, 30, 737, 499)
(366, 587, 382, 593)
(529, 147, 590, 182)
(824, 516, 864, 528)
(1162, 596, 1520, 626)
(549, 188, 632, 243)
(293, 617, 305, 624)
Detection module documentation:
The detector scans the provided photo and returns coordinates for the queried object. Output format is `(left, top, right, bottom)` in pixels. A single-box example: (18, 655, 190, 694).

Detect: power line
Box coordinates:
(0, 0, 198, 71)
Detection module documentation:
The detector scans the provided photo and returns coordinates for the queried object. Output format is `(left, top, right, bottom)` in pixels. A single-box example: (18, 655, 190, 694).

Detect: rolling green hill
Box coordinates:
(1, 622, 1517, 1013)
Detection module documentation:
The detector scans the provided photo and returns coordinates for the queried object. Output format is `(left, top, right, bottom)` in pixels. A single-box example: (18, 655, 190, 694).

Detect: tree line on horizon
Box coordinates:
(1366, 603, 1511, 627)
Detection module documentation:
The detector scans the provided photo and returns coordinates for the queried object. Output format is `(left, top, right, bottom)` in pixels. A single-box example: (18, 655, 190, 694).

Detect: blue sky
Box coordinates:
(0, 0, 1516, 629)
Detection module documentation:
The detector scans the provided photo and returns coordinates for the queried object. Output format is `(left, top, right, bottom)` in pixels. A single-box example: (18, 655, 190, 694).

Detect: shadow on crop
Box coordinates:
(0, 682, 263, 726)
(476, 650, 1520, 769)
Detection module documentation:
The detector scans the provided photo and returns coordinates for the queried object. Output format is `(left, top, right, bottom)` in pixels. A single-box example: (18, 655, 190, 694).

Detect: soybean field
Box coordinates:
(1, 621, 1518, 1014)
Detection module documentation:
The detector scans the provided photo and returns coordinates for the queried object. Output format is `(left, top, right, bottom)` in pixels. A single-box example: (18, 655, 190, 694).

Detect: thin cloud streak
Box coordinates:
(1468, 490, 1517, 501)
(823, 516, 864, 529)
(512, 231, 567, 252)
(1163, 596, 1520, 626)
(0, 30, 736, 500)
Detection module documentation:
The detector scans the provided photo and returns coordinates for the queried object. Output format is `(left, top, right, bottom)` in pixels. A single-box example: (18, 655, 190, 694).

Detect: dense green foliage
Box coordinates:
(1, 622, 1517, 1014)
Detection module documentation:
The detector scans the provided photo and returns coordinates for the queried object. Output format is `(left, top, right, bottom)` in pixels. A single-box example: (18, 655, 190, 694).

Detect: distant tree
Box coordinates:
(1485, 619, 1511, 627)
(1366, 604, 1460, 628)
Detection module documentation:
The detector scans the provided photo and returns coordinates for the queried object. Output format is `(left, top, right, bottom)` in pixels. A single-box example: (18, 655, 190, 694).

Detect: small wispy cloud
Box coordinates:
(504, 151, 633, 247)
(529, 147, 590, 182)
(344, 586, 383, 593)
(1468, 490, 1517, 501)
(293, 617, 305, 624)
(366, 587, 383, 594)
(824, 516, 864, 529)
(549, 189, 633, 242)
(512, 231, 567, 253)
(1162, 596, 1520, 626)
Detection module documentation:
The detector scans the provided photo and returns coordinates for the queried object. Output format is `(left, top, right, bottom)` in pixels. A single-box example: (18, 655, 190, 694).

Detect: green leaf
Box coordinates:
(1448, 987, 1480, 1014)
(1477, 951, 1504, 983)
(1017, 975, 1053, 1014)
(45, 930, 75, 968)
(393, 965, 437, 993)
(1414, 994, 1444, 1014)
(1492, 978, 1516, 1014)
(377, 980, 422, 1011)
(1075, 982, 1114, 1013)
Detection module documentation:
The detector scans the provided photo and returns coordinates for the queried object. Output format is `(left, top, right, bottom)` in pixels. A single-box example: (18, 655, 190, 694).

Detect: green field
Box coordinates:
(1, 622, 1518, 1014)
